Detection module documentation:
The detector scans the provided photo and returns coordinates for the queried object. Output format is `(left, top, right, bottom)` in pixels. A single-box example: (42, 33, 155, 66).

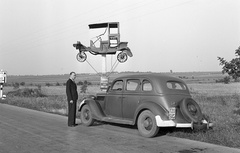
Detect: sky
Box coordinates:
(0, 0, 239, 75)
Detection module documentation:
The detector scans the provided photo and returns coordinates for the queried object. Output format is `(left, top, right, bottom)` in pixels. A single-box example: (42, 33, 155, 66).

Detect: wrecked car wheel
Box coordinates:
(81, 105, 94, 126)
(117, 52, 128, 63)
(76, 52, 87, 62)
(137, 110, 159, 138)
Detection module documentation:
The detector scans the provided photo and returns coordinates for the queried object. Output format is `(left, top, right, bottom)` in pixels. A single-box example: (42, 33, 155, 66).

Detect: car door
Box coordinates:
(122, 79, 141, 120)
(104, 79, 123, 118)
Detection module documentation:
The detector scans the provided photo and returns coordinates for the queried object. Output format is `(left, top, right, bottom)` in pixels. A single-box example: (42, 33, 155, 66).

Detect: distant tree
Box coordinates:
(13, 82, 20, 89)
(218, 46, 240, 81)
(37, 84, 41, 90)
(80, 80, 89, 93)
(3, 83, 9, 87)
(223, 76, 231, 84)
(80, 84, 88, 93)
(83, 80, 88, 85)
(45, 83, 52, 87)
(215, 76, 230, 84)
(77, 81, 83, 85)
(55, 82, 60, 86)
(20, 82, 25, 86)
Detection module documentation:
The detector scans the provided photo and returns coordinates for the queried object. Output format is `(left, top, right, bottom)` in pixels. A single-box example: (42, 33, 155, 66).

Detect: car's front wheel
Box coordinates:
(76, 52, 87, 62)
(80, 105, 94, 126)
(137, 110, 159, 138)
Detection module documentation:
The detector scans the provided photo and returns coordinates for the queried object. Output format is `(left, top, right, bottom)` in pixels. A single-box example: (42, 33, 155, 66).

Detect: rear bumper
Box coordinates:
(155, 115, 213, 129)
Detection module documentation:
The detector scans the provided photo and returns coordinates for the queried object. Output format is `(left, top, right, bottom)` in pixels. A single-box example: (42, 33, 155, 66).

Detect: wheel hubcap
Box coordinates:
(188, 104, 197, 116)
(84, 110, 89, 120)
(77, 52, 87, 62)
(117, 52, 127, 63)
(143, 117, 153, 131)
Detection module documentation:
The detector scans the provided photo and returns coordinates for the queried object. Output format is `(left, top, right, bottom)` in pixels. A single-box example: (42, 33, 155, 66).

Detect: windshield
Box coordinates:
(89, 27, 108, 47)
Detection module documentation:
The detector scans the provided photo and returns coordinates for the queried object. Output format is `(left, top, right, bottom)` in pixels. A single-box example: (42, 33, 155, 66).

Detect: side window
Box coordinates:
(111, 80, 123, 91)
(142, 80, 153, 91)
(167, 81, 186, 90)
(126, 79, 140, 91)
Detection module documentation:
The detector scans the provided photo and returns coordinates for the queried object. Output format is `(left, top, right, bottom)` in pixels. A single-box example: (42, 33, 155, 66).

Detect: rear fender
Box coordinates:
(133, 102, 168, 124)
(120, 47, 133, 57)
(79, 99, 105, 120)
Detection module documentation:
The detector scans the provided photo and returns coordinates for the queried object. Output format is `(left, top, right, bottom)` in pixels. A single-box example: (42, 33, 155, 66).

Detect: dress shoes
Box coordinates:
(68, 124, 78, 127)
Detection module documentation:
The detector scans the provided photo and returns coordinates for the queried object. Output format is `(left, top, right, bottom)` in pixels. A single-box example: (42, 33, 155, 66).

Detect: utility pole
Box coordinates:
(100, 54, 109, 91)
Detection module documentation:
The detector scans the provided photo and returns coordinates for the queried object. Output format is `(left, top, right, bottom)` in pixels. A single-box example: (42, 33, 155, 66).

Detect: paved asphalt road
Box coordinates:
(0, 103, 240, 153)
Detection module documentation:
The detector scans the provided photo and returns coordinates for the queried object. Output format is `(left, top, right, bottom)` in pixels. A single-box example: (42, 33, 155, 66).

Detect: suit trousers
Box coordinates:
(68, 100, 77, 126)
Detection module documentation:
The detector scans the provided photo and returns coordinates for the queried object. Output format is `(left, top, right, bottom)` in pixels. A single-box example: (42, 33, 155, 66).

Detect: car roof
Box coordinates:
(88, 22, 119, 29)
(113, 73, 188, 94)
(115, 73, 183, 82)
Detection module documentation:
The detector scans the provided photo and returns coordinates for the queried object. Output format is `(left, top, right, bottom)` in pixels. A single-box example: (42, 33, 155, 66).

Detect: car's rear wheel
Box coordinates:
(81, 105, 94, 126)
(117, 52, 128, 63)
(137, 110, 159, 138)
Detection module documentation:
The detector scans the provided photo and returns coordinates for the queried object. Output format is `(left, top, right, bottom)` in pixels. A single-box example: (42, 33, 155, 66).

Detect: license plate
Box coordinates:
(169, 107, 176, 120)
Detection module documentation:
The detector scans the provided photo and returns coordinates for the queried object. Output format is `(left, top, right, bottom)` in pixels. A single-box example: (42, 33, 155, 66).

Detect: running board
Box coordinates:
(100, 117, 133, 125)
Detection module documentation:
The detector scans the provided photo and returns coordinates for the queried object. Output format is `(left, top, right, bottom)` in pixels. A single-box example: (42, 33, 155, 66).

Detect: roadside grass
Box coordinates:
(166, 93, 240, 148)
(0, 95, 68, 116)
(0, 86, 98, 117)
(1, 83, 240, 149)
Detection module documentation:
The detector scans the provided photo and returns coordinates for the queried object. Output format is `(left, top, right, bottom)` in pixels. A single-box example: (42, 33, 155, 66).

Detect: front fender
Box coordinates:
(79, 99, 105, 120)
(133, 101, 168, 124)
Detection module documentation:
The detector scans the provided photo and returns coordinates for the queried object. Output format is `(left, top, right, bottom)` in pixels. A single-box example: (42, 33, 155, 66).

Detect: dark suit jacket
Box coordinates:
(66, 79, 78, 102)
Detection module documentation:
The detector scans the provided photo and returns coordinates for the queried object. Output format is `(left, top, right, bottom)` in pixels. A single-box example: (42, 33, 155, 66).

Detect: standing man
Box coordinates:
(66, 72, 78, 127)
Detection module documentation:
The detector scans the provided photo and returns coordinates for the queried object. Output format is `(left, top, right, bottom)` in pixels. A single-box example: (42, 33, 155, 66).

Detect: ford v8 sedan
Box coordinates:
(79, 74, 213, 137)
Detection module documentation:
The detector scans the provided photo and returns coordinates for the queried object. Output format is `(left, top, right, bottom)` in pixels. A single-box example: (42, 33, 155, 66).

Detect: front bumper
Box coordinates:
(155, 115, 213, 129)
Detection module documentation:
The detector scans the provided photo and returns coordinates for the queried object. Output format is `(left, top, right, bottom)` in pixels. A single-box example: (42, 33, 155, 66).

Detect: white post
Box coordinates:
(102, 54, 107, 74)
(0, 84, 2, 98)
(0, 70, 7, 99)
(100, 54, 108, 91)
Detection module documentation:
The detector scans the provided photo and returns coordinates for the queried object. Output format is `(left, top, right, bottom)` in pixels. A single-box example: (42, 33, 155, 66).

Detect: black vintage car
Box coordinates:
(73, 22, 132, 63)
(79, 74, 213, 137)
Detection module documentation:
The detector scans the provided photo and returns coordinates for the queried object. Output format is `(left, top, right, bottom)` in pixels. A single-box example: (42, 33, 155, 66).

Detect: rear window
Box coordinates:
(142, 80, 153, 91)
(167, 81, 186, 90)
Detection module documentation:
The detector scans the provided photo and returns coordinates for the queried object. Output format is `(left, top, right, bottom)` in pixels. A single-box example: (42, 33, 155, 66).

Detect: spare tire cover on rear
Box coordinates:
(180, 98, 203, 123)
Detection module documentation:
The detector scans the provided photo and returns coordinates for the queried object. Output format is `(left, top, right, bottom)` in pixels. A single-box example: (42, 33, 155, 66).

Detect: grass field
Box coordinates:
(6, 71, 227, 86)
(1, 71, 240, 149)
